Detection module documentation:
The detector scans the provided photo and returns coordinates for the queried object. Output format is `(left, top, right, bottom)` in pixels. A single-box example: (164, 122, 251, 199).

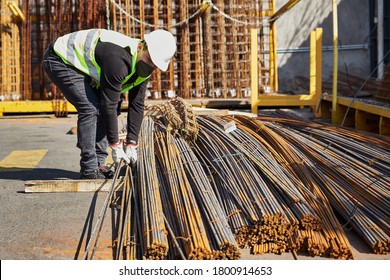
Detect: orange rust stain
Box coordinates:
(37, 236, 115, 259)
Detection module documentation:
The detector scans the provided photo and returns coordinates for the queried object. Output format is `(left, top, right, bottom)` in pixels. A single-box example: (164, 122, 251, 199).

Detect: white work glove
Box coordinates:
(124, 141, 138, 165)
(110, 140, 130, 165)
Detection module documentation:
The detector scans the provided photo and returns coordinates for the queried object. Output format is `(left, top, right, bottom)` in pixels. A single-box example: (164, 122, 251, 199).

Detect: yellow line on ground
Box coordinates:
(0, 150, 48, 171)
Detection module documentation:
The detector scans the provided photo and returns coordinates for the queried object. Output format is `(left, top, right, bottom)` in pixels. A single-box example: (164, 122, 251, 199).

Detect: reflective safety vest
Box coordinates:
(53, 29, 150, 93)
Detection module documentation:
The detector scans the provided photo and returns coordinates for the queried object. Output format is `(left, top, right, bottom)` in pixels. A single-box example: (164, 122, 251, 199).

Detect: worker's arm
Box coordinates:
(95, 41, 133, 145)
(126, 79, 149, 143)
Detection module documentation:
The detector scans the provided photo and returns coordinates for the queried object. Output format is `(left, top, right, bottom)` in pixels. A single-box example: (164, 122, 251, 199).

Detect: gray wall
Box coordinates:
(275, 0, 371, 93)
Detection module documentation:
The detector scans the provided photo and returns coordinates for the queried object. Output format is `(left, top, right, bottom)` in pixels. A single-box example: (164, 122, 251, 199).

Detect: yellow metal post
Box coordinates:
(316, 28, 323, 95)
(269, 24, 278, 92)
(309, 28, 322, 107)
(309, 30, 317, 98)
(251, 29, 259, 115)
(332, 0, 339, 124)
(268, 0, 301, 93)
(313, 28, 323, 117)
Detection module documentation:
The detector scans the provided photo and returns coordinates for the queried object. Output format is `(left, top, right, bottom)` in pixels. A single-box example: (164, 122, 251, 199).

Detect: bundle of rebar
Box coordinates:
(215, 115, 322, 231)
(255, 111, 389, 256)
(113, 166, 138, 260)
(112, 100, 242, 260)
(155, 129, 214, 260)
(105, 102, 389, 260)
(223, 114, 354, 259)
(174, 136, 240, 259)
(145, 97, 199, 141)
(193, 116, 302, 254)
(137, 117, 168, 259)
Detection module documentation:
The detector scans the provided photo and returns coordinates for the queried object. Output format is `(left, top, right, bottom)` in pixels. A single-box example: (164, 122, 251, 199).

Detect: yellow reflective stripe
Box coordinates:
(75, 49, 88, 74)
(121, 50, 138, 85)
(120, 52, 149, 93)
(0, 150, 48, 171)
(121, 76, 150, 93)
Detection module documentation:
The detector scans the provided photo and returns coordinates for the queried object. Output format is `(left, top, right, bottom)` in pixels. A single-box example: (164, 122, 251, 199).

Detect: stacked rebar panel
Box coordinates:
(109, 0, 271, 98)
(20, 0, 273, 101)
(209, 0, 263, 98)
(21, 0, 32, 100)
(0, 0, 22, 100)
(21, 0, 107, 100)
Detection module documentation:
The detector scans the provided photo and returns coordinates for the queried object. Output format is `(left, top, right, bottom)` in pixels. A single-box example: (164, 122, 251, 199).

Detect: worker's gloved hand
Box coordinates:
(110, 140, 130, 165)
(124, 140, 138, 166)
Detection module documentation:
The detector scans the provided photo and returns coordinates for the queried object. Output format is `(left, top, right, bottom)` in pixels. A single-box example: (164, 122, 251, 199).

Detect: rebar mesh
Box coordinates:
(5, 0, 274, 101)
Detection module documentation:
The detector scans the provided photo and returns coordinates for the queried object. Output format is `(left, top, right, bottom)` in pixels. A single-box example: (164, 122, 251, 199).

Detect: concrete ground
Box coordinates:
(0, 112, 389, 260)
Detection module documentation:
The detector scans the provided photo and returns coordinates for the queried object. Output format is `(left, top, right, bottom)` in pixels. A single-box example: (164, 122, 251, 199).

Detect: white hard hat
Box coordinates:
(144, 30, 176, 72)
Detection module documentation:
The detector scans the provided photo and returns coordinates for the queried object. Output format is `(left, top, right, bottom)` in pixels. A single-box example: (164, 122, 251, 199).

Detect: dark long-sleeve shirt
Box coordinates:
(95, 41, 148, 145)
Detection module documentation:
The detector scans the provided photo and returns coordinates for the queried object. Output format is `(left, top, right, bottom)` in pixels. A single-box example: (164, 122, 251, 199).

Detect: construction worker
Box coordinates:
(43, 29, 176, 179)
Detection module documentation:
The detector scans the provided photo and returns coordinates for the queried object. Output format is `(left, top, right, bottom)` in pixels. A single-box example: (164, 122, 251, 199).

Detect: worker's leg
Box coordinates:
(43, 45, 103, 177)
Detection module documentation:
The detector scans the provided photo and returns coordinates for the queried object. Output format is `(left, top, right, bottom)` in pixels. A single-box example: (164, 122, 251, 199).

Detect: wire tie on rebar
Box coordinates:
(342, 204, 358, 228)
(181, 159, 202, 166)
(174, 235, 192, 242)
(227, 210, 242, 218)
(143, 227, 166, 236)
(367, 155, 384, 165)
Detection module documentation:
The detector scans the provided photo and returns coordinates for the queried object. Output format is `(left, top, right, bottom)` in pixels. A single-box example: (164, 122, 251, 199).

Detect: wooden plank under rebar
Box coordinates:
(24, 179, 124, 193)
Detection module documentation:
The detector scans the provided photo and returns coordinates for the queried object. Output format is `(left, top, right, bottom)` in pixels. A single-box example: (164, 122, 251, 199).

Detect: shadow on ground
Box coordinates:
(0, 168, 80, 181)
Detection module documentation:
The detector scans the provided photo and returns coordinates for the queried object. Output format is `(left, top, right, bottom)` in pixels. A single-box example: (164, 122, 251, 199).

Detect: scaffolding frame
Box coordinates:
(0, 0, 277, 102)
(0, 0, 22, 101)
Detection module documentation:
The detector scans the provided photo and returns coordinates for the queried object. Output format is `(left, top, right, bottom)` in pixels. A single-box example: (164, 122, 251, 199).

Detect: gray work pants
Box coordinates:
(42, 44, 108, 176)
